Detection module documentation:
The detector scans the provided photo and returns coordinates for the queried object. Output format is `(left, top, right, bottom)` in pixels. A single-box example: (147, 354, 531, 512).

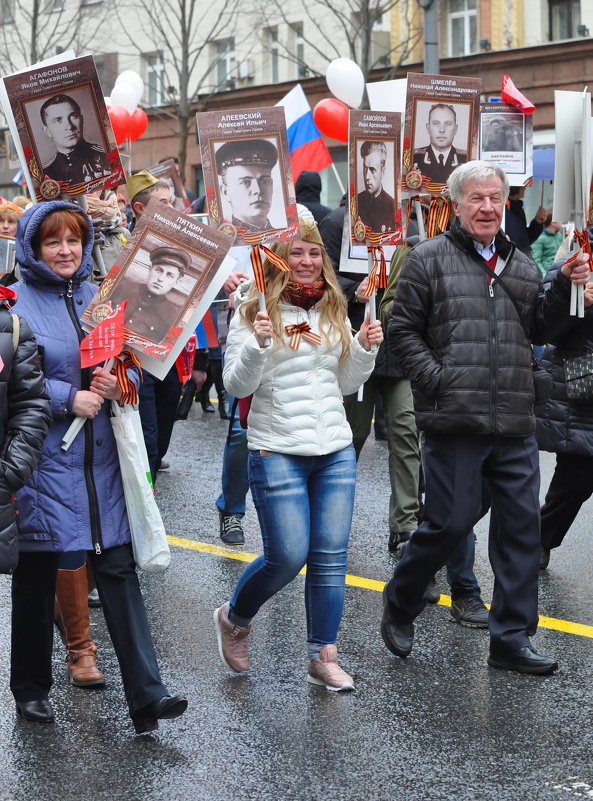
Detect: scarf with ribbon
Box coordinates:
(284, 321, 322, 350)
(282, 278, 325, 311)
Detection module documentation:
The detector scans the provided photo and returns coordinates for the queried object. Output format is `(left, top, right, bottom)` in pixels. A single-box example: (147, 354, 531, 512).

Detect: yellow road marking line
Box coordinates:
(166, 535, 593, 640)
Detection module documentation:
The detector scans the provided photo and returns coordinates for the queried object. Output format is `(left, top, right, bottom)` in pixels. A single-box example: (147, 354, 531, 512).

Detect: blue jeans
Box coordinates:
(230, 446, 356, 644)
(215, 395, 249, 518)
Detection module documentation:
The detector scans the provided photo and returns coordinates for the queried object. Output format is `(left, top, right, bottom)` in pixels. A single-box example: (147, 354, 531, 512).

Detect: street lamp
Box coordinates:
(416, 0, 440, 75)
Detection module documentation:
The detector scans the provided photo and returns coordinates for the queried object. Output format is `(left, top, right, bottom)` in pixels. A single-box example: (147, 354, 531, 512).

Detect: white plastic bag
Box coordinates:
(110, 402, 170, 572)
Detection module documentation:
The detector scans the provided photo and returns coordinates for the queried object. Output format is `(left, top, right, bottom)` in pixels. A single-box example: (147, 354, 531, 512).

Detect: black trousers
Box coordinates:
(541, 452, 593, 549)
(139, 367, 182, 483)
(384, 433, 541, 651)
(11, 544, 167, 714)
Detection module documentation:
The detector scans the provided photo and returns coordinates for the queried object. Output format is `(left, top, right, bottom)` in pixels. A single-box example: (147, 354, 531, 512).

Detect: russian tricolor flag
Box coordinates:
(277, 84, 333, 181)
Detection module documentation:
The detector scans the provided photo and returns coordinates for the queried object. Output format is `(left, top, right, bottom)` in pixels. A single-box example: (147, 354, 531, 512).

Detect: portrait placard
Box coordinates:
(146, 158, 190, 212)
(0, 235, 16, 276)
(348, 109, 402, 246)
(2, 55, 125, 200)
(196, 106, 299, 246)
(402, 73, 481, 195)
(479, 102, 532, 182)
(82, 198, 234, 379)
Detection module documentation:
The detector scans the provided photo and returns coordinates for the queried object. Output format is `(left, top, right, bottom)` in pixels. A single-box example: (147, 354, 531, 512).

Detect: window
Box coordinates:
(51, 0, 65, 11)
(215, 38, 236, 90)
(268, 27, 279, 84)
(447, 0, 477, 57)
(549, 0, 581, 39)
(145, 53, 165, 106)
(291, 23, 307, 79)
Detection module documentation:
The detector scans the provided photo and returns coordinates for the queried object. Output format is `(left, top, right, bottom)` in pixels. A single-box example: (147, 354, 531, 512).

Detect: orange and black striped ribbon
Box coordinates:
(285, 322, 322, 350)
(364, 246, 388, 295)
(405, 196, 425, 234)
(250, 244, 290, 293)
(112, 350, 142, 405)
(426, 197, 452, 239)
(565, 229, 593, 272)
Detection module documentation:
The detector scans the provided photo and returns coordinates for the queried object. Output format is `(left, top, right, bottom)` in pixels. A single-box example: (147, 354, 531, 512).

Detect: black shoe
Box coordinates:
(423, 576, 440, 604)
(450, 595, 489, 628)
(87, 588, 102, 608)
(539, 546, 551, 570)
(388, 529, 412, 554)
(219, 512, 245, 546)
(374, 424, 388, 441)
(16, 699, 55, 723)
(158, 460, 170, 471)
(487, 645, 558, 675)
(132, 695, 188, 734)
(218, 391, 230, 420)
(380, 589, 414, 658)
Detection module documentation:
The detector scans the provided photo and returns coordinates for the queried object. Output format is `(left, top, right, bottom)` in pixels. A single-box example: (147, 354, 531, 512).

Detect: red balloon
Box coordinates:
(129, 108, 148, 142)
(108, 106, 131, 145)
(313, 98, 349, 143)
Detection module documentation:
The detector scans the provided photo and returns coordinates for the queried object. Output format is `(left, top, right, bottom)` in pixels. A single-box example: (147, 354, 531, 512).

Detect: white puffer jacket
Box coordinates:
(223, 301, 377, 455)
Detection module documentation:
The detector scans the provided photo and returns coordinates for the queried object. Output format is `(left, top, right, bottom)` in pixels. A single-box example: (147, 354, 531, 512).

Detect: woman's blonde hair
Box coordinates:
(240, 240, 352, 359)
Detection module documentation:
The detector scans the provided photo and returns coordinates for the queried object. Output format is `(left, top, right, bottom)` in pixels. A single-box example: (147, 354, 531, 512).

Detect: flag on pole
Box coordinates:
(276, 84, 333, 180)
(12, 168, 24, 186)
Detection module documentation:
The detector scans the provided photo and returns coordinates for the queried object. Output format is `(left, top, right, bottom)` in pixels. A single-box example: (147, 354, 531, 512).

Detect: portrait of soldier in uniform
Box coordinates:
(110, 246, 191, 343)
(413, 103, 468, 185)
(356, 140, 395, 233)
(40, 93, 111, 184)
(215, 138, 285, 232)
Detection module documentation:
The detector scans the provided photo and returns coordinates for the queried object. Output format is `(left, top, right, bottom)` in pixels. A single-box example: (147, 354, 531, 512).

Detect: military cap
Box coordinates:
(298, 216, 323, 245)
(149, 246, 190, 276)
(215, 139, 278, 174)
(126, 170, 159, 203)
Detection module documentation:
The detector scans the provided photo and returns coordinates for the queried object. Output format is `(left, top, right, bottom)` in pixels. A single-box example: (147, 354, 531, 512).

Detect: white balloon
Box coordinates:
(326, 58, 365, 108)
(104, 96, 111, 107)
(115, 70, 144, 101)
(110, 81, 138, 113)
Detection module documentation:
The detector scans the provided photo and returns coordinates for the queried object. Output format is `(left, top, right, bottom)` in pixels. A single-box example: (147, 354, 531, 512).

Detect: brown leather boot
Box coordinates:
(54, 566, 106, 688)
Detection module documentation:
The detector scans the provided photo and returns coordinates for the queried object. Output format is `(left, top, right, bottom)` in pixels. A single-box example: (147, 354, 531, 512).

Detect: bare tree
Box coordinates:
(116, 0, 253, 183)
(0, 0, 114, 75)
(258, 0, 422, 85)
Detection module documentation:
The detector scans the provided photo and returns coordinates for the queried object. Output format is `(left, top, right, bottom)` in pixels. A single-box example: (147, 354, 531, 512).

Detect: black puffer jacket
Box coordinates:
(536, 260, 593, 456)
(389, 218, 574, 436)
(0, 304, 51, 573)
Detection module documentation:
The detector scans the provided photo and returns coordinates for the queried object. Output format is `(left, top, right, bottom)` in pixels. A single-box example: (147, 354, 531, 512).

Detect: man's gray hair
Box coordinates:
(447, 160, 509, 203)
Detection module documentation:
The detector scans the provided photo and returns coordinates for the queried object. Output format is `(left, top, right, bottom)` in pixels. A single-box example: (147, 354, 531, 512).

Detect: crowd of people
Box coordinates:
(0, 157, 590, 735)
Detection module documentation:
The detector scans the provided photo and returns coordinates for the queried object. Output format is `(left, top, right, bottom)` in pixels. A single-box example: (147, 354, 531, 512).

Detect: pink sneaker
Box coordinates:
(213, 603, 251, 673)
(307, 644, 354, 692)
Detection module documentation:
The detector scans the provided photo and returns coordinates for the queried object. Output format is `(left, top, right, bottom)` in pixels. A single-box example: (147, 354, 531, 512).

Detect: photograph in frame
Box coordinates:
(196, 106, 299, 246)
(348, 109, 402, 246)
(82, 198, 234, 379)
(402, 73, 481, 195)
(2, 55, 124, 200)
(0, 235, 16, 276)
(146, 158, 190, 212)
(479, 102, 532, 181)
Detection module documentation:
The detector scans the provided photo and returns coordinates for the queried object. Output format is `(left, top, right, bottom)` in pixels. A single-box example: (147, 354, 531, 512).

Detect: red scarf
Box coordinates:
(282, 279, 325, 311)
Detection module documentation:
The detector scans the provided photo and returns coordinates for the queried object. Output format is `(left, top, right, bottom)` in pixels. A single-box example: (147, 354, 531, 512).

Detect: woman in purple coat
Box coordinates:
(10, 201, 186, 733)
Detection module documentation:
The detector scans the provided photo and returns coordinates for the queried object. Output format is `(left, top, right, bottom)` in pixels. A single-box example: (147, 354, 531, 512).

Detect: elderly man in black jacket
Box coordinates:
(380, 160, 591, 675)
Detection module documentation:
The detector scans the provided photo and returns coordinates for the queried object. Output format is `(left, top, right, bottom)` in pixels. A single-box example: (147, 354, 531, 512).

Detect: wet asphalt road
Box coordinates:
(0, 402, 592, 801)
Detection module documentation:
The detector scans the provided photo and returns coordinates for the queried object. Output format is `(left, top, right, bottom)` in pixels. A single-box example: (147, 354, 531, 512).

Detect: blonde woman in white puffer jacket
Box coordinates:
(214, 217, 383, 691)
